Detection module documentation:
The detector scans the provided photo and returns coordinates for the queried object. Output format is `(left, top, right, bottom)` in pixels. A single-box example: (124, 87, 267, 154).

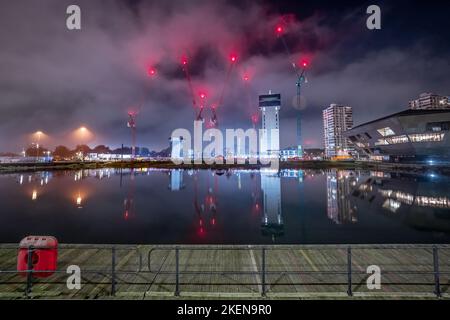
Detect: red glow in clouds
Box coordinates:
(147, 67, 156, 76)
(276, 25, 283, 35)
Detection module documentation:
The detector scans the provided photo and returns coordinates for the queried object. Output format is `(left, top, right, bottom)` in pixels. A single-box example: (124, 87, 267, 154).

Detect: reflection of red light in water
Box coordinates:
(211, 218, 216, 226)
(124, 211, 129, 220)
(198, 227, 205, 236)
(199, 219, 203, 226)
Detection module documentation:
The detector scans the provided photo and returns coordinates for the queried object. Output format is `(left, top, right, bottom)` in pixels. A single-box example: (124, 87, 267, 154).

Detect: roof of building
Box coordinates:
(349, 109, 450, 131)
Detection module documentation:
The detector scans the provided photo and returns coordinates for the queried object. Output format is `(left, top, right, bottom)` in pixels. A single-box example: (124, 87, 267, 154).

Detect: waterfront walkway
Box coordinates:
(0, 244, 449, 299)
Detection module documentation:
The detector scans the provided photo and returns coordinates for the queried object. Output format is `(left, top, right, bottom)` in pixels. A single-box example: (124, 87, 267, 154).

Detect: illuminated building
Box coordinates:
(322, 104, 353, 158)
(345, 109, 450, 161)
(170, 136, 183, 160)
(409, 92, 450, 110)
(259, 92, 281, 158)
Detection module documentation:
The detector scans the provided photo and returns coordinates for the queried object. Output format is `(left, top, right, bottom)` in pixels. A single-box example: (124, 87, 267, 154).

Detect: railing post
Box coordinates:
(347, 246, 353, 297)
(261, 247, 266, 297)
(175, 246, 180, 296)
(433, 246, 441, 298)
(25, 245, 34, 298)
(111, 246, 116, 296)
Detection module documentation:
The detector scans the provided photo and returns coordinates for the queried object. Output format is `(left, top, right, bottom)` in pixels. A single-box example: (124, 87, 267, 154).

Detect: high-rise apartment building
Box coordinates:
(409, 93, 450, 110)
(323, 104, 353, 158)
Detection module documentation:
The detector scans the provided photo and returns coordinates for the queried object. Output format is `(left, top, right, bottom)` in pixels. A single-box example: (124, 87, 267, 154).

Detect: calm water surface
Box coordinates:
(0, 168, 449, 244)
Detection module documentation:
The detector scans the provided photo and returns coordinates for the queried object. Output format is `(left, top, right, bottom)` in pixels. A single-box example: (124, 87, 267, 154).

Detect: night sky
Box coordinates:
(1, 0, 450, 152)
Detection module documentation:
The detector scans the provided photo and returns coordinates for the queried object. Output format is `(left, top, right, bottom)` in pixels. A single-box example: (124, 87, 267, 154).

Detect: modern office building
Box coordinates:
(322, 104, 353, 158)
(259, 92, 281, 158)
(344, 109, 450, 161)
(409, 92, 450, 110)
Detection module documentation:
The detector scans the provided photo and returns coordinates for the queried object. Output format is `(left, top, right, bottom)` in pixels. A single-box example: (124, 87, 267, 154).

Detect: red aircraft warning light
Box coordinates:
(276, 25, 283, 35)
(230, 54, 237, 63)
(243, 74, 249, 81)
(148, 67, 156, 76)
(199, 93, 206, 99)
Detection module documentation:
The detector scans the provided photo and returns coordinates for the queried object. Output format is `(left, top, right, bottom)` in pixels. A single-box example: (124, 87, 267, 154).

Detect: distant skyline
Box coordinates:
(1, 0, 450, 152)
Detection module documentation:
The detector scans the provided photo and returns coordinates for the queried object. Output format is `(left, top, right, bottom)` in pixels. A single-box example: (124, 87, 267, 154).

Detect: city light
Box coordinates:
(147, 67, 157, 76)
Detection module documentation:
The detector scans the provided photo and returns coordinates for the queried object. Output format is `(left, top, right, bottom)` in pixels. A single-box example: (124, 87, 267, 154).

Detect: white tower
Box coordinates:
(170, 136, 183, 160)
(259, 92, 281, 158)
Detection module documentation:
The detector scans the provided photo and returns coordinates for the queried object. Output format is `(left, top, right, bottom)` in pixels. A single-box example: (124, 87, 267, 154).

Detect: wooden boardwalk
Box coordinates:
(0, 244, 449, 299)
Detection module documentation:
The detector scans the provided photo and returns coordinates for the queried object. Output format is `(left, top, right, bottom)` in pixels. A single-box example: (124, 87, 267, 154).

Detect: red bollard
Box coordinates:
(17, 236, 58, 278)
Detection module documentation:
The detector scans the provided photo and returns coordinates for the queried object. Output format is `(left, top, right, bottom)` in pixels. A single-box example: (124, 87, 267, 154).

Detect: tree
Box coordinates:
(73, 144, 92, 154)
(53, 145, 72, 159)
(25, 145, 48, 157)
(92, 145, 111, 154)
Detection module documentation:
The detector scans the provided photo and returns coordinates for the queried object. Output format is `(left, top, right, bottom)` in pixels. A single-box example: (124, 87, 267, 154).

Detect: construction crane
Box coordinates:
(276, 25, 309, 157)
(127, 111, 137, 159)
(181, 53, 238, 129)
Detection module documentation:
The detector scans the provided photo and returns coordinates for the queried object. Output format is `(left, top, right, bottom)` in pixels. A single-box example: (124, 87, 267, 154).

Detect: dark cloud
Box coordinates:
(0, 0, 449, 152)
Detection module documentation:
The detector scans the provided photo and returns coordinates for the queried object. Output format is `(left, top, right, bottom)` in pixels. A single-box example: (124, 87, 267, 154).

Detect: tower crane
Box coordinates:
(276, 25, 309, 157)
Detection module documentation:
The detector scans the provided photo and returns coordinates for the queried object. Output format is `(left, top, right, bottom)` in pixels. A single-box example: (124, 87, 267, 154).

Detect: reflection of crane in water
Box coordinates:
(193, 171, 220, 236)
(122, 168, 136, 221)
(250, 172, 261, 216)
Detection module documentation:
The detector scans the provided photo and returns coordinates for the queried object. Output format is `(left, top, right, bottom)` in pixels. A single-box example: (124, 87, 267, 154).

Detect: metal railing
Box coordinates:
(0, 244, 448, 298)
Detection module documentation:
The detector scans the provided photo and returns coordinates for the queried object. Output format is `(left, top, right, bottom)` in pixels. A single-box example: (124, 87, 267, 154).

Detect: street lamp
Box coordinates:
(74, 126, 91, 162)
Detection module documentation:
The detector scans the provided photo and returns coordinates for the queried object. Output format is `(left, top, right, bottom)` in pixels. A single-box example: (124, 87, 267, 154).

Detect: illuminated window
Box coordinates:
(386, 135, 409, 144)
(375, 139, 389, 146)
(408, 133, 445, 142)
(377, 127, 395, 137)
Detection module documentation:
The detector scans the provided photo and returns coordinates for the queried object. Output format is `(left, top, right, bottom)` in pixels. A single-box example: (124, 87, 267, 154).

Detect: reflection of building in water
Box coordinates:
(260, 170, 283, 240)
(280, 169, 304, 183)
(169, 169, 185, 191)
(326, 170, 358, 224)
(352, 173, 450, 233)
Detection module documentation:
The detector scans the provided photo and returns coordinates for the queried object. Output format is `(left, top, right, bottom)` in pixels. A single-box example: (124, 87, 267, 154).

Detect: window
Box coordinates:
(386, 135, 409, 144)
(375, 139, 389, 146)
(364, 132, 372, 139)
(426, 121, 450, 132)
(408, 133, 445, 142)
(377, 127, 395, 137)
